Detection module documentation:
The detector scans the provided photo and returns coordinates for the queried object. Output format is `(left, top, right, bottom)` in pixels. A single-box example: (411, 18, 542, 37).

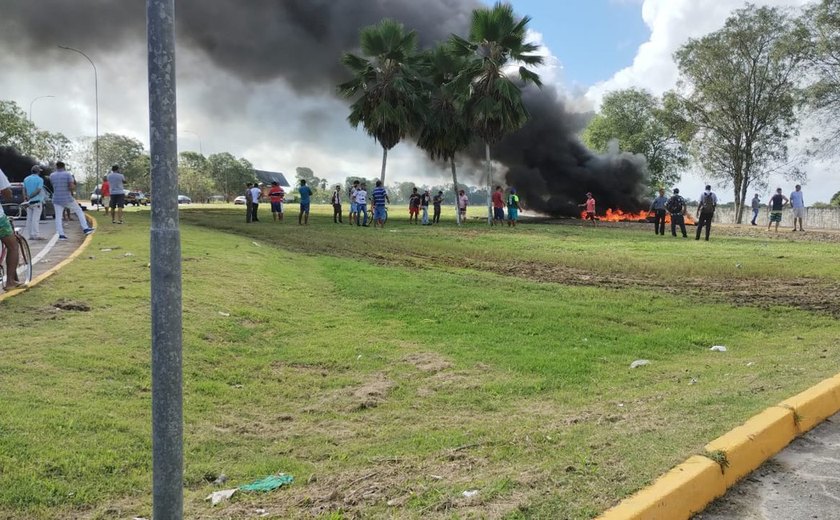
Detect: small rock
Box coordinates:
(462, 489, 479, 498)
(710, 345, 727, 352)
(212, 474, 228, 485)
(630, 359, 651, 368)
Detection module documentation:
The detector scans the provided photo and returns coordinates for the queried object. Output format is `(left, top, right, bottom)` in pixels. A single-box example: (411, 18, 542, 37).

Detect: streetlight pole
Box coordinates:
(58, 45, 99, 181)
(28, 95, 55, 156)
(147, 1, 183, 518)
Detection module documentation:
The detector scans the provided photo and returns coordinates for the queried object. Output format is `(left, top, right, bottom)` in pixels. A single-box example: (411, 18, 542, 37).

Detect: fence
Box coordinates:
(686, 206, 840, 229)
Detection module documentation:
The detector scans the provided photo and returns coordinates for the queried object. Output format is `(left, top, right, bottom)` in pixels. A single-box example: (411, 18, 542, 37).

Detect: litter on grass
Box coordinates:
(463, 489, 479, 498)
(710, 345, 727, 352)
(239, 473, 294, 492)
(630, 359, 651, 368)
(205, 488, 237, 506)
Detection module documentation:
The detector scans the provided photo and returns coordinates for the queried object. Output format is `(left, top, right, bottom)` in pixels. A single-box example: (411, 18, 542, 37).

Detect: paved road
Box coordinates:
(11, 216, 88, 280)
(697, 412, 840, 520)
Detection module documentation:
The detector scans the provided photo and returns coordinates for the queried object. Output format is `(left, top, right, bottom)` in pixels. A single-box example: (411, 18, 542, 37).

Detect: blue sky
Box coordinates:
(487, 0, 651, 87)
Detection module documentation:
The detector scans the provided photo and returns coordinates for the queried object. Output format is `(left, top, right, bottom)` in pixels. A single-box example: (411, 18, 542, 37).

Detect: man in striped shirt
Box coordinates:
(371, 180, 390, 228)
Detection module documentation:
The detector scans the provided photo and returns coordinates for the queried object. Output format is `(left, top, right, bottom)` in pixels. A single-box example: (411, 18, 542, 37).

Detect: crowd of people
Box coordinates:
(241, 180, 524, 228)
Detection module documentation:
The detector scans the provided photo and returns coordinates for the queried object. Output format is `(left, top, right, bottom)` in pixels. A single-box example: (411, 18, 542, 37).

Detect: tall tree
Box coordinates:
(80, 133, 145, 180)
(338, 19, 421, 184)
(796, 0, 840, 151)
(207, 152, 253, 201)
(0, 101, 33, 151)
(672, 5, 805, 223)
(451, 2, 543, 224)
(416, 44, 473, 225)
(582, 88, 691, 191)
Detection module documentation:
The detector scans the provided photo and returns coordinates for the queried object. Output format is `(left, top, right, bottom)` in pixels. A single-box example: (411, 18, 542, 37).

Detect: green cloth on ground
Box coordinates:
(239, 473, 294, 492)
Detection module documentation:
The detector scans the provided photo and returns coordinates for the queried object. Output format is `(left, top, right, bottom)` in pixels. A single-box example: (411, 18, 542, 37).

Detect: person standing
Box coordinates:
(371, 180, 390, 228)
(650, 188, 668, 235)
(790, 184, 805, 232)
(579, 192, 597, 224)
(106, 164, 126, 224)
(249, 183, 262, 222)
(432, 190, 443, 224)
(767, 187, 788, 232)
(348, 180, 359, 226)
(23, 165, 46, 240)
(491, 185, 505, 226)
(695, 185, 717, 241)
(244, 183, 254, 223)
(666, 188, 688, 238)
(50, 161, 95, 240)
(298, 179, 313, 225)
(331, 184, 343, 223)
(507, 188, 521, 227)
(101, 175, 111, 218)
(268, 181, 285, 222)
(0, 167, 21, 290)
(355, 183, 368, 226)
(750, 193, 761, 226)
(457, 189, 468, 224)
(408, 187, 421, 224)
(420, 189, 431, 225)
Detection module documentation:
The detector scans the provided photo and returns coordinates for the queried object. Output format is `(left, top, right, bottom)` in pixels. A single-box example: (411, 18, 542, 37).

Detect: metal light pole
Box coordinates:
(27, 95, 55, 155)
(58, 45, 99, 180)
(147, 1, 183, 518)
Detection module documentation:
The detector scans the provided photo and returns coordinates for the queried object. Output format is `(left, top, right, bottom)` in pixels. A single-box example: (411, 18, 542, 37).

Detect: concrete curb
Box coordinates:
(598, 372, 840, 519)
(0, 215, 97, 303)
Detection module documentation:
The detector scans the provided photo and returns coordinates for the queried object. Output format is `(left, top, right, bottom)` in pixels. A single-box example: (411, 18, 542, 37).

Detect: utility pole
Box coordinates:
(58, 45, 98, 180)
(147, 1, 183, 518)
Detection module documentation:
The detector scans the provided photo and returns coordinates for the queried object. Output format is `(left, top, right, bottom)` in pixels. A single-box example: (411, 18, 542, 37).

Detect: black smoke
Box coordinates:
(0, 0, 648, 216)
(0, 147, 37, 183)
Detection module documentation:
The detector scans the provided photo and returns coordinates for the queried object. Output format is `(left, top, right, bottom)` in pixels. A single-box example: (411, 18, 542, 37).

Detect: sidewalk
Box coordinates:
(11, 217, 88, 280)
(696, 412, 840, 519)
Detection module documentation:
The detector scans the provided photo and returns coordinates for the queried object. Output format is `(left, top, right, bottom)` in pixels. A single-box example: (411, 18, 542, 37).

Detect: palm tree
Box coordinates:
(338, 19, 421, 184)
(415, 45, 473, 225)
(451, 2, 543, 224)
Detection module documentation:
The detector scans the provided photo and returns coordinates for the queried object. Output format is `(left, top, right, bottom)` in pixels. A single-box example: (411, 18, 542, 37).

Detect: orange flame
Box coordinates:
(581, 209, 695, 225)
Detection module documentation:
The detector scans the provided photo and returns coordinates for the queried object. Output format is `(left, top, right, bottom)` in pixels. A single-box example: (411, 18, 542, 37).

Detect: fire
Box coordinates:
(580, 209, 696, 225)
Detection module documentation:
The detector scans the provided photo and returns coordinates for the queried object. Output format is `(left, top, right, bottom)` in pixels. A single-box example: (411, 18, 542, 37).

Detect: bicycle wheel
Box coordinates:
(15, 234, 33, 284)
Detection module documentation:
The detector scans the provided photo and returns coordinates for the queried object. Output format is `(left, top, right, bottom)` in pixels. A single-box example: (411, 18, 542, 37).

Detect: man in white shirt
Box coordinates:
(0, 167, 21, 290)
(789, 185, 805, 232)
(354, 183, 368, 226)
(250, 183, 262, 222)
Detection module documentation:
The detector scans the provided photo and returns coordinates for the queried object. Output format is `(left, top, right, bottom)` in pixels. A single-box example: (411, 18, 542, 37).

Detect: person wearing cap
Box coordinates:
(23, 165, 46, 240)
(331, 184, 343, 223)
(666, 188, 688, 238)
(579, 192, 596, 224)
(767, 187, 788, 232)
(649, 188, 668, 236)
(268, 181, 285, 222)
(507, 187, 521, 227)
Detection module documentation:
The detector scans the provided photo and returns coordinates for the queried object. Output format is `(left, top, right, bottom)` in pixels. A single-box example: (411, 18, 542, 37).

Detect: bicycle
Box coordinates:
(0, 204, 34, 288)
(366, 205, 388, 226)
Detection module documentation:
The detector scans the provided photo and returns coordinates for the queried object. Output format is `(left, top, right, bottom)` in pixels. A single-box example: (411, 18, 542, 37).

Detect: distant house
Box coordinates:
(253, 169, 291, 188)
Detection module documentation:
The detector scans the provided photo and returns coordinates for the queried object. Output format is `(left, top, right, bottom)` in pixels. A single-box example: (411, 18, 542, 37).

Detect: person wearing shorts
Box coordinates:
(408, 187, 421, 224)
(101, 176, 111, 217)
(106, 165, 126, 224)
(348, 180, 359, 226)
(579, 192, 597, 224)
(298, 179, 312, 225)
(767, 188, 788, 232)
(0, 167, 21, 290)
(371, 180, 389, 228)
(507, 188, 521, 227)
(491, 185, 505, 226)
(789, 184, 805, 232)
(269, 181, 285, 222)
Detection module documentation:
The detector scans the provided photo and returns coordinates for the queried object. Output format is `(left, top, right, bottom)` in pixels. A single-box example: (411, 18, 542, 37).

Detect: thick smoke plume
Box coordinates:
(1, 0, 648, 216)
(0, 147, 37, 183)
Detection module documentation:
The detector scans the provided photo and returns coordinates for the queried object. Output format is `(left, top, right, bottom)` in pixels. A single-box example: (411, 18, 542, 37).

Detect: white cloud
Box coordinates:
(586, 0, 835, 203)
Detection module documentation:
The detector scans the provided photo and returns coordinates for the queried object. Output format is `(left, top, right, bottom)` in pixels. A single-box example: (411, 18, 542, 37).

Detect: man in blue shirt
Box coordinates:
(371, 180, 390, 228)
(298, 179, 313, 225)
(649, 188, 668, 236)
(23, 165, 46, 240)
(49, 161, 95, 240)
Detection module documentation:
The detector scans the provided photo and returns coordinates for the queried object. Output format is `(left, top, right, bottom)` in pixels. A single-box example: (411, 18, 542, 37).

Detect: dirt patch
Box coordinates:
(352, 376, 395, 410)
(402, 352, 452, 373)
(52, 299, 91, 312)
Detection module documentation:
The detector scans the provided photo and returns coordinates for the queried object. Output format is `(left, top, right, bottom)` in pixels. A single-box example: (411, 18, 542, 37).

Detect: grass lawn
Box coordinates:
(1, 204, 838, 519)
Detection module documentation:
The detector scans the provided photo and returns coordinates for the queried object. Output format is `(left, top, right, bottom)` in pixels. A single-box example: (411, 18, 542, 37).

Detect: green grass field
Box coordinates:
(1, 204, 838, 519)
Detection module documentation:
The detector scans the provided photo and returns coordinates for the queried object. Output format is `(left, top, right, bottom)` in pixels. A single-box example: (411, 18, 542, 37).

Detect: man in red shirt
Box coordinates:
(268, 181, 285, 222)
(101, 176, 111, 217)
(491, 185, 505, 226)
(579, 192, 597, 225)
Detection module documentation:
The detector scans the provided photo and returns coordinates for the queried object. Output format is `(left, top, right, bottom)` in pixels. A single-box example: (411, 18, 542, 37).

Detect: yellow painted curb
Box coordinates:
(780, 375, 840, 433)
(704, 406, 797, 489)
(597, 372, 840, 520)
(0, 215, 97, 303)
(598, 456, 725, 520)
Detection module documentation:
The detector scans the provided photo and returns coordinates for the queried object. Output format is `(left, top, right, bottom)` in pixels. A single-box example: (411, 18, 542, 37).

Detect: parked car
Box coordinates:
(125, 191, 149, 206)
(177, 195, 192, 204)
(233, 195, 246, 205)
(1, 183, 56, 219)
